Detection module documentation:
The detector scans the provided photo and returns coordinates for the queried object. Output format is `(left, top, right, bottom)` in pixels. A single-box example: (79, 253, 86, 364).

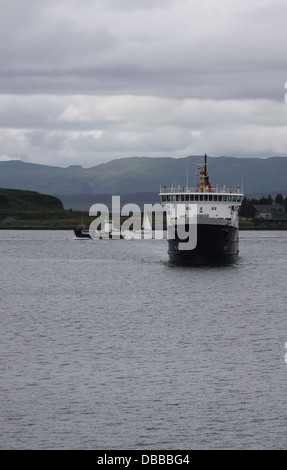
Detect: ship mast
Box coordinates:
(204, 153, 211, 187)
(196, 153, 213, 192)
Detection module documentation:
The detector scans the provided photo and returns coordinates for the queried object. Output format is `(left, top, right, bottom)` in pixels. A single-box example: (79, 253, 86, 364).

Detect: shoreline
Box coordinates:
(1, 225, 287, 231)
(0, 225, 75, 230)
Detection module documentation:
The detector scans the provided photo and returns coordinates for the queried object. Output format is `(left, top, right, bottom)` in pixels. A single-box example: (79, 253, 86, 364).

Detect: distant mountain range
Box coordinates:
(0, 156, 286, 209)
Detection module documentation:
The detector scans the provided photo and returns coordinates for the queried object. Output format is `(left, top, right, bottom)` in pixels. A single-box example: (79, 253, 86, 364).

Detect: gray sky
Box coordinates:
(1, 0, 287, 167)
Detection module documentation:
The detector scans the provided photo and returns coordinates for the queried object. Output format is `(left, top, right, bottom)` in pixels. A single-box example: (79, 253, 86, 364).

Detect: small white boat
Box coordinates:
(142, 212, 152, 233)
(90, 218, 124, 239)
(123, 212, 153, 240)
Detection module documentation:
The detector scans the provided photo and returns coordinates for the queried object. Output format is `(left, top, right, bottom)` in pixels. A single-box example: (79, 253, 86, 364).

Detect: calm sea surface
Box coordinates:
(0, 229, 287, 450)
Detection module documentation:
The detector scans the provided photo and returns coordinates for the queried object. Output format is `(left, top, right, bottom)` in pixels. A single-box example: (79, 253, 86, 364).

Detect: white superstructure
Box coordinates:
(160, 156, 244, 229)
(160, 186, 244, 226)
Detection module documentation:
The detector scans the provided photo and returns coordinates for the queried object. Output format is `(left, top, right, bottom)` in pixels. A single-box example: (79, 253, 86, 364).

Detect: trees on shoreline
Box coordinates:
(240, 194, 287, 218)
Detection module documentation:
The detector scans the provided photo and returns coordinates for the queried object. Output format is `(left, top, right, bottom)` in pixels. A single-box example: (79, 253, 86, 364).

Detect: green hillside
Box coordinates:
(0, 188, 63, 212)
(0, 188, 88, 227)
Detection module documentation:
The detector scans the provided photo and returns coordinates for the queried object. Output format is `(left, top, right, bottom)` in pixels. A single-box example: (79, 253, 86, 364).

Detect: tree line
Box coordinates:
(240, 193, 287, 218)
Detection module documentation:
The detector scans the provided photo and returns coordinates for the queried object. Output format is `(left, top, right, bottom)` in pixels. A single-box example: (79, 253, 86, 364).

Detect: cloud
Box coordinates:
(1, 94, 287, 166)
(0, 0, 287, 166)
(1, 0, 287, 99)
(0, 154, 20, 162)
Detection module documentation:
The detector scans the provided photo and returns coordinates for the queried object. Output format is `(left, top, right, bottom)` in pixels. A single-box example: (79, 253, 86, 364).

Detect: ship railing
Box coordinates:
(159, 185, 243, 194)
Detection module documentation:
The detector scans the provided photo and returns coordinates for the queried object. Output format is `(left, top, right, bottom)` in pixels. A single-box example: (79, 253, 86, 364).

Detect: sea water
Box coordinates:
(0, 230, 287, 449)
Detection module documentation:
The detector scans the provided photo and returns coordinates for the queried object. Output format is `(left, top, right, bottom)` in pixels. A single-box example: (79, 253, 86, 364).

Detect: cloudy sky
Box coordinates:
(1, 0, 287, 167)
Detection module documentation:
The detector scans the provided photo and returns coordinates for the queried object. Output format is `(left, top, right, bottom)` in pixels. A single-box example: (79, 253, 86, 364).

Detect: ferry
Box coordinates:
(159, 154, 244, 265)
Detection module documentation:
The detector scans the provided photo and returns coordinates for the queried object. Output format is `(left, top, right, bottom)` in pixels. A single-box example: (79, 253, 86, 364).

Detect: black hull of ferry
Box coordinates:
(167, 223, 239, 266)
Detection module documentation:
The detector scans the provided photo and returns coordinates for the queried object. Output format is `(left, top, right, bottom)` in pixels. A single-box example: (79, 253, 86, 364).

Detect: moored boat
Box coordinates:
(74, 223, 91, 239)
(90, 218, 124, 239)
(73, 211, 92, 239)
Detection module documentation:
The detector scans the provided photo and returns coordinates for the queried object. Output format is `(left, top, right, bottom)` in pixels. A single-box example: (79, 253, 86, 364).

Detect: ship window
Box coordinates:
(228, 196, 232, 201)
(162, 195, 166, 202)
(190, 195, 194, 201)
(181, 195, 184, 201)
(214, 195, 217, 201)
(185, 195, 190, 201)
(223, 196, 227, 201)
(199, 195, 203, 201)
(218, 196, 222, 201)
(232, 196, 237, 202)
(167, 195, 171, 201)
(176, 195, 179, 201)
(195, 195, 198, 201)
(209, 195, 213, 201)
(204, 195, 208, 201)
